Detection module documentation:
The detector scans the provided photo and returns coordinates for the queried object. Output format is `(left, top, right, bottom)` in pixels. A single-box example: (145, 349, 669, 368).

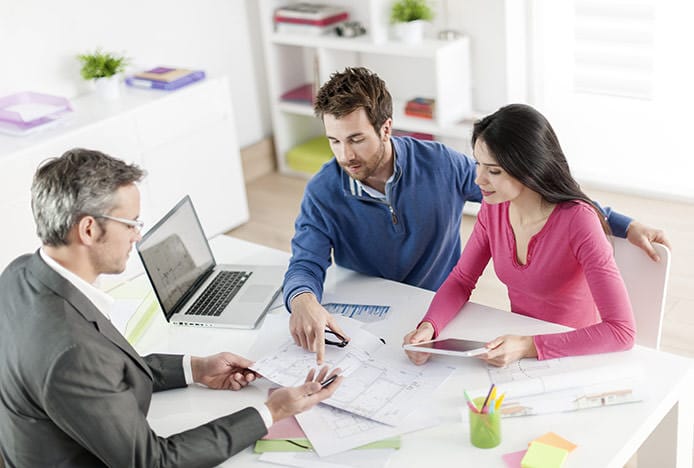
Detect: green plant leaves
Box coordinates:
(390, 0, 434, 23)
(77, 48, 129, 80)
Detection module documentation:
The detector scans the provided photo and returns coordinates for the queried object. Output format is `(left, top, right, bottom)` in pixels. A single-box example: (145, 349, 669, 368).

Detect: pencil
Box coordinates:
(494, 392, 506, 411)
(481, 383, 495, 413)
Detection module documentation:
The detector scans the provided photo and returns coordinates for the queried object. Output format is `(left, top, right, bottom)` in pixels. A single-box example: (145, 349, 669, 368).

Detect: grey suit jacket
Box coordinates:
(0, 252, 267, 467)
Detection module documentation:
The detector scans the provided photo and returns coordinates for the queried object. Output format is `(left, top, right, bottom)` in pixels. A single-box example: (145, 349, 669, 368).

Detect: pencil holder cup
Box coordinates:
(469, 397, 501, 448)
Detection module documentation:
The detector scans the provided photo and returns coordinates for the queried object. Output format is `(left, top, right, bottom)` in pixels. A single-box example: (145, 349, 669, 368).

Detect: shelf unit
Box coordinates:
(259, 0, 476, 175)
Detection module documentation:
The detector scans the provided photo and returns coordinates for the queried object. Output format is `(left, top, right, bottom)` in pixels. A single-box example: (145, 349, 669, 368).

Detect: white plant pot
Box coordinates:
(393, 20, 424, 44)
(94, 75, 121, 100)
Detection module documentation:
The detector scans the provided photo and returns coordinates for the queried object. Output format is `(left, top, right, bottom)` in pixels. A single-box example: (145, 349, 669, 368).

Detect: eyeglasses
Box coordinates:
(324, 329, 349, 348)
(94, 214, 144, 233)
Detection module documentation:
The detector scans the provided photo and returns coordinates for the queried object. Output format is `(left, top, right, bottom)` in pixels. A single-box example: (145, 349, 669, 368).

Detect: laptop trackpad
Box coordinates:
(241, 285, 272, 303)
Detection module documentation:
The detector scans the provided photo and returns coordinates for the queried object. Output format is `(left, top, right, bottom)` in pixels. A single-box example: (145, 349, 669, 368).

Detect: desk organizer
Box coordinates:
(0, 91, 73, 133)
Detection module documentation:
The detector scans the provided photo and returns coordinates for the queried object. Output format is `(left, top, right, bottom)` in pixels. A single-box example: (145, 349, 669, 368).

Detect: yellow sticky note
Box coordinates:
(531, 432, 577, 453)
(521, 441, 568, 468)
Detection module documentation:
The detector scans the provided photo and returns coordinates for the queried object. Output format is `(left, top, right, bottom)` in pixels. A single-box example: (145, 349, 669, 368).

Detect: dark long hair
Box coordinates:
(472, 104, 610, 234)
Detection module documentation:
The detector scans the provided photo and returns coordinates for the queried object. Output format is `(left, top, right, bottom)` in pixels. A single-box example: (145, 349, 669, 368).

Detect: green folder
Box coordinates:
(254, 436, 401, 453)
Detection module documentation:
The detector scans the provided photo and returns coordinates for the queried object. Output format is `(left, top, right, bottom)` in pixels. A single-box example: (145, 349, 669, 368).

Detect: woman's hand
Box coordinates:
(480, 335, 537, 367)
(403, 322, 436, 365)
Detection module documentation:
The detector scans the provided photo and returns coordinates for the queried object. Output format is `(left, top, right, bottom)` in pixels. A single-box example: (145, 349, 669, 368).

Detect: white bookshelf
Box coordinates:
(259, 0, 476, 175)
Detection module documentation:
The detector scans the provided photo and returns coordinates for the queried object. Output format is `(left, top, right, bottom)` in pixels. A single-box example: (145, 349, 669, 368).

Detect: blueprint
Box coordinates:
(296, 403, 438, 457)
(251, 326, 454, 426)
(477, 358, 645, 417)
(322, 302, 391, 322)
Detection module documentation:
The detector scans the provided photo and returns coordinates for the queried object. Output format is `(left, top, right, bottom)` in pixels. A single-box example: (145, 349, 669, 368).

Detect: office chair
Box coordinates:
(612, 237, 671, 350)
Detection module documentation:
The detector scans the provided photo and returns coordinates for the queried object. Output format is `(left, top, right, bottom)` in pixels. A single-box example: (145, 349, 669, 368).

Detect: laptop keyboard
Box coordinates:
(185, 270, 252, 316)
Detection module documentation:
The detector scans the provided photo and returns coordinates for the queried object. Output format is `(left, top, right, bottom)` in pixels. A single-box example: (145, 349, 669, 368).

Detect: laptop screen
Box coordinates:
(137, 196, 215, 316)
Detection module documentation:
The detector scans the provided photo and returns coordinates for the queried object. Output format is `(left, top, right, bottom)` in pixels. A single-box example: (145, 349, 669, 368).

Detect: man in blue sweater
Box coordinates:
(283, 67, 670, 364)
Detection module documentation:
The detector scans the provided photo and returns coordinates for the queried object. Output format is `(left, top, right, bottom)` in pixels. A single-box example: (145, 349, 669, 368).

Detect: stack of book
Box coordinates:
(274, 3, 349, 35)
(404, 97, 435, 119)
(125, 67, 206, 91)
(280, 83, 314, 105)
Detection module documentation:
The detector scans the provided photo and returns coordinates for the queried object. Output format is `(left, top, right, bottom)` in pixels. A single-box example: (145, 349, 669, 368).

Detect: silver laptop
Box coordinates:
(136, 195, 283, 329)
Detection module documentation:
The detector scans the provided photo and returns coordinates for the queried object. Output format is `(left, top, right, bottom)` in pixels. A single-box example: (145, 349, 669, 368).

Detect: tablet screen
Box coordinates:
(403, 338, 488, 357)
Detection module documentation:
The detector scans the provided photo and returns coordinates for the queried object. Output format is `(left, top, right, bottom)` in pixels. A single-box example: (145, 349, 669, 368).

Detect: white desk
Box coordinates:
(130, 236, 694, 467)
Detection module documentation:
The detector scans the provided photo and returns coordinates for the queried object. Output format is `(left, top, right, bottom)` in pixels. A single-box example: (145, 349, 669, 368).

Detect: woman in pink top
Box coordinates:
(404, 104, 635, 367)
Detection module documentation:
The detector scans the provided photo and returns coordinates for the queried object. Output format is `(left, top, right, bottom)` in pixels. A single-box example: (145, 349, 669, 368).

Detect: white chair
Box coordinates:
(612, 237, 671, 350)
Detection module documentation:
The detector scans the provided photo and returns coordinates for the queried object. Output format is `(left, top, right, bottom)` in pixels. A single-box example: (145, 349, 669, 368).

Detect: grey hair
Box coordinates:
(31, 148, 145, 246)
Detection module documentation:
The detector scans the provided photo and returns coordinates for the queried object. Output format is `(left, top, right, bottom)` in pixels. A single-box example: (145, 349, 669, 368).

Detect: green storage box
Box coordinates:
(286, 136, 332, 174)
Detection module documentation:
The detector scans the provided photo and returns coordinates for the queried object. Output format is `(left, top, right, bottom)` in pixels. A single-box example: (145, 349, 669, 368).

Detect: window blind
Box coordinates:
(573, 0, 654, 99)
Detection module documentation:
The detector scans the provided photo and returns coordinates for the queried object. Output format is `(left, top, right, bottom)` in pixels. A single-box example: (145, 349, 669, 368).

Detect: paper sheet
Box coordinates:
(297, 401, 438, 457)
(475, 358, 645, 417)
(111, 298, 144, 335)
(322, 302, 391, 322)
(259, 448, 394, 468)
(252, 327, 454, 426)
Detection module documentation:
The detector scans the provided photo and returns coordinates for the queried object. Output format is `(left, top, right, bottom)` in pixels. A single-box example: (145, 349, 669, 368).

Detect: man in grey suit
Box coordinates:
(0, 148, 342, 467)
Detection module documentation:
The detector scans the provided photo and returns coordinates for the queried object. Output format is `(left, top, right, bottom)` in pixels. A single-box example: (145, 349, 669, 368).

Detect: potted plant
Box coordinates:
(390, 0, 434, 44)
(77, 48, 129, 99)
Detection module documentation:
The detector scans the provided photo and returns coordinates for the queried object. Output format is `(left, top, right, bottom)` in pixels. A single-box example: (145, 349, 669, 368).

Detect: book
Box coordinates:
(134, 67, 198, 82)
(404, 109, 434, 119)
(405, 97, 435, 112)
(275, 22, 340, 35)
(275, 11, 348, 26)
(280, 83, 314, 104)
(126, 70, 205, 91)
(274, 3, 348, 21)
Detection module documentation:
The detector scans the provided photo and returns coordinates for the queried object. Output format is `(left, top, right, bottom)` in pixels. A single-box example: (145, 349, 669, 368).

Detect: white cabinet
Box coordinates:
(259, 0, 475, 175)
(0, 77, 248, 276)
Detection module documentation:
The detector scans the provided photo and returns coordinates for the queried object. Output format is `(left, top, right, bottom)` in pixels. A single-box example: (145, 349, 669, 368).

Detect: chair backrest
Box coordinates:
(611, 237, 671, 349)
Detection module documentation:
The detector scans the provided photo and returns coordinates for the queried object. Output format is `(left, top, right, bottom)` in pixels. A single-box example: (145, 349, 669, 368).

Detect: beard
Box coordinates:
(340, 140, 387, 182)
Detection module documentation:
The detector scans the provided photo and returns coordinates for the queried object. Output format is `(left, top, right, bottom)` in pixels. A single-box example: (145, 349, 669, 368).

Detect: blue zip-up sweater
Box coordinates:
(282, 136, 631, 308)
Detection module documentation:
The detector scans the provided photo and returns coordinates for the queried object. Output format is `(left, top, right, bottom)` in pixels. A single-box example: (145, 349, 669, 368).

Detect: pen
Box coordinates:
(320, 374, 339, 388)
(481, 383, 495, 413)
(487, 387, 498, 414)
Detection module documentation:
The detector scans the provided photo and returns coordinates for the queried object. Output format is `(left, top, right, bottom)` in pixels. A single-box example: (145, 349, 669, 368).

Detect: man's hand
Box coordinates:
(403, 322, 435, 365)
(191, 352, 258, 390)
(289, 293, 349, 365)
(481, 335, 537, 367)
(265, 366, 343, 423)
(626, 221, 671, 262)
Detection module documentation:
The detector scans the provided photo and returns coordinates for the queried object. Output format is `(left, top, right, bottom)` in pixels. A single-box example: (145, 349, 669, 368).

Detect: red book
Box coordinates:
(280, 83, 314, 104)
(274, 12, 348, 26)
(405, 109, 434, 119)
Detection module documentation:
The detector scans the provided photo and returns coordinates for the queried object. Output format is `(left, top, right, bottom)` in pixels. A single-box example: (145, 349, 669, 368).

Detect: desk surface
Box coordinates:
(129, 236, 694, 467)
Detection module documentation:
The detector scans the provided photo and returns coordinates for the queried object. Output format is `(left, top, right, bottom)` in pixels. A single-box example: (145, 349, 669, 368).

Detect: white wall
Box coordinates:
(0, 0, 271, 147)
(0, 0, 517, 150)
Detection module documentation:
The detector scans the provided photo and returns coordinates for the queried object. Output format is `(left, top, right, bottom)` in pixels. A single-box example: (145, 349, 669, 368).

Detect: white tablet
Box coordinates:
(403, 338, 488, 357)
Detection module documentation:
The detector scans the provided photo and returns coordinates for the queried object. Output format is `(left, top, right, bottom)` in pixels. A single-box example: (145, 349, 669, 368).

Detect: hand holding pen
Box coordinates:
(265, 366, 343, 423)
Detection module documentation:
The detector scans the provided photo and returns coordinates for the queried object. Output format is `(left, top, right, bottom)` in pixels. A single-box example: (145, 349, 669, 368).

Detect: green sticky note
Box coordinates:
(521, 441, 569, 468)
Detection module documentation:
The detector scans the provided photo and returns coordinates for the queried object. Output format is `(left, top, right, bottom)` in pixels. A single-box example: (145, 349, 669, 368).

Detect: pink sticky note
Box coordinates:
(503, 449, 528, 468)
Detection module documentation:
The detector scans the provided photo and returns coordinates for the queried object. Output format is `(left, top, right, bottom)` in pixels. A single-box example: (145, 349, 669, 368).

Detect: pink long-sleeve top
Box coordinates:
(421, 200, 635, 360)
